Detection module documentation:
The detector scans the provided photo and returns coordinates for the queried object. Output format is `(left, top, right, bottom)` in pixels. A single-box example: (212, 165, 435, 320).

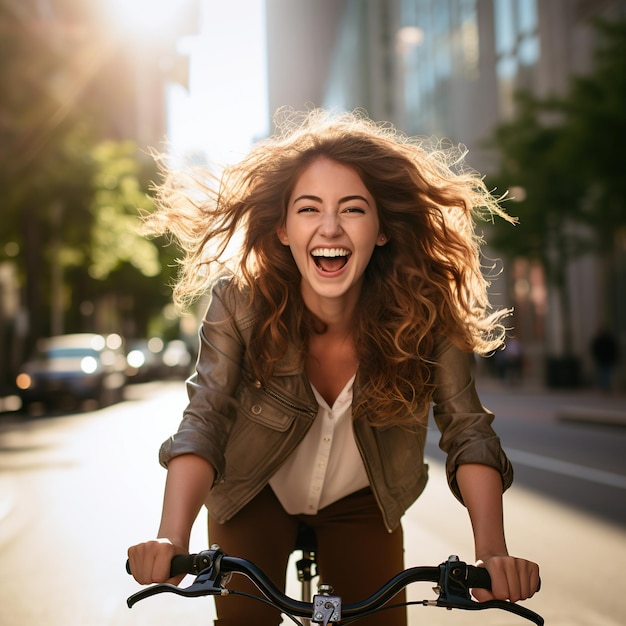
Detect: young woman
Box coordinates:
(127, 109, 540, 625)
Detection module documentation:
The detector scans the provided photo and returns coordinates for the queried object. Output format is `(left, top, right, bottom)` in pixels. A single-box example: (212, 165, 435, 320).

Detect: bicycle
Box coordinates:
(292, 522, 318, 626)
(126, 543, 544, 625)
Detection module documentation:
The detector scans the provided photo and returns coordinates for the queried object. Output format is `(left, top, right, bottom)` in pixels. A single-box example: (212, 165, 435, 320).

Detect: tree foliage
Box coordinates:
(558, 19, 626, 240)
(487, 18, 626, 266)
(485, 19, 626, 355)
(89, 141, 161, 281)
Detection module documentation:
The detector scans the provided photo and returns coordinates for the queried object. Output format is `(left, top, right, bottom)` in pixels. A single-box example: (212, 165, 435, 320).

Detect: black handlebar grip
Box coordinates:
(125, 555, 197, 578)
(170, 554, 197, 577)
(466, 566, 542, 593)
(467, 566, 492, 589)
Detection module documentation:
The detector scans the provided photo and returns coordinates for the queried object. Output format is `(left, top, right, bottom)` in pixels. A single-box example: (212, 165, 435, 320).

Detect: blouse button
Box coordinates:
(251, 404, 262, 415)
(254, 380, 262, 388)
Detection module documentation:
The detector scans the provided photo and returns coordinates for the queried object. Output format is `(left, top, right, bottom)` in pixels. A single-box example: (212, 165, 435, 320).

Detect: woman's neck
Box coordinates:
(306, 327, 358, 407)
(301, 287, 360, 334)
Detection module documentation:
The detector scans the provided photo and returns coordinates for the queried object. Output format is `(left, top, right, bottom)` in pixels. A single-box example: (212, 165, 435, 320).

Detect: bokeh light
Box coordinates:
(104, 0, 195, 42)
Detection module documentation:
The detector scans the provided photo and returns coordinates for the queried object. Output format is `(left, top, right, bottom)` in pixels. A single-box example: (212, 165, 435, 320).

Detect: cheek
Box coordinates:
(292, 247, 310, 269)
(283, 234, 309, 268)
(358, 225, 383, 251)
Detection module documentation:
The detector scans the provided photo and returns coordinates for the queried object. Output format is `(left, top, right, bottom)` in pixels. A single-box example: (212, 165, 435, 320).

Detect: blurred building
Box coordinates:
(266, 0, 346, 120)
(1, 0, 198, 146)
(264, 0, 626, 388)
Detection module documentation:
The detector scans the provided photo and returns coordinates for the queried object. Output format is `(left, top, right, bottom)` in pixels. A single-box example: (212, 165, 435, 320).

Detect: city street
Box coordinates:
(0, 379, 624, 625)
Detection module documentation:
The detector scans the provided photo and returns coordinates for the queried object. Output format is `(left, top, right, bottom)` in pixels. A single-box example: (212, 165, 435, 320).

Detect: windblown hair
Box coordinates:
(145, 108, 514, 427)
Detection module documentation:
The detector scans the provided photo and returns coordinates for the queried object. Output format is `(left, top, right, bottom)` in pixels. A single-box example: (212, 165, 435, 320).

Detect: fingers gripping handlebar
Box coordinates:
(433, 556, 542, 624)
(126, 549, 543, 625)
(127, 547, 313, 616)
(124, 551, 213, 578)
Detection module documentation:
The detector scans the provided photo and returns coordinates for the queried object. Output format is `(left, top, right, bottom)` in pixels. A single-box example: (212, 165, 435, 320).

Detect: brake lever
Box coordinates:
(455, 598, 545, 625)
(434, 555, 476, 608)
(435, 556, 544, 626)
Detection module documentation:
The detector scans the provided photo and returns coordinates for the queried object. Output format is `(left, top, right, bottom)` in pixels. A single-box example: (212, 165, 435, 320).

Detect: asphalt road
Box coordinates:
(0, 380, 624, 625)
(428, 380, 626, 527)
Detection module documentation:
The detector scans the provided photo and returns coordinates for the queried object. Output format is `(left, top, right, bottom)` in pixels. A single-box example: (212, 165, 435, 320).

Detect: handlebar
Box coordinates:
(126, 547, 543, 625)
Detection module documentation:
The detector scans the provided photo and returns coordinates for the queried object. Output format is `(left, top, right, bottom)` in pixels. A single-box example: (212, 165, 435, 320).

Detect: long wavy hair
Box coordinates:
(145, 108, 514, 427)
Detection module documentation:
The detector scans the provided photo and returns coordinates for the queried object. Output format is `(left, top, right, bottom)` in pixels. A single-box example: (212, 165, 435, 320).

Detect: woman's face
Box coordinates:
(277, 157, 387, 309)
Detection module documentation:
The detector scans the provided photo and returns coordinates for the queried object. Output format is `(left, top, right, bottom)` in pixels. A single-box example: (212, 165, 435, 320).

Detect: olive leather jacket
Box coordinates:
(159, 278, 513, 532)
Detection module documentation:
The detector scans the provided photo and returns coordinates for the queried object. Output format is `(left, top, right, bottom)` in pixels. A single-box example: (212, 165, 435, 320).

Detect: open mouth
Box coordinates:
(311, 247, 351, 273)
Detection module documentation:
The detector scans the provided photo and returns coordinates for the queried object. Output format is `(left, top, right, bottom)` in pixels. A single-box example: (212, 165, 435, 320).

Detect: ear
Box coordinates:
(277, 226, 289, 246)
(376, 233, 389, 246)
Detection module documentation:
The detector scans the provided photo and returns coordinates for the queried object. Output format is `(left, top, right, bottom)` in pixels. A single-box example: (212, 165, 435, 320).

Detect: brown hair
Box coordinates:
(145, 108, 513, 427)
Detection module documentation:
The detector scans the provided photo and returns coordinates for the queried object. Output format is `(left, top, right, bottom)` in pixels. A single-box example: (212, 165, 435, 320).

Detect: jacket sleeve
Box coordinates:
(159, 280, 246, 482)
(431, 340, 514, 505)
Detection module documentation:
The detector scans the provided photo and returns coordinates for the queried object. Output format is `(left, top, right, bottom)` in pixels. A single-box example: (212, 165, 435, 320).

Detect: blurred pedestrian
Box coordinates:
(591, 326, 619, 391)
(504, 337, 524, 385)
(127, 108, 539, 625)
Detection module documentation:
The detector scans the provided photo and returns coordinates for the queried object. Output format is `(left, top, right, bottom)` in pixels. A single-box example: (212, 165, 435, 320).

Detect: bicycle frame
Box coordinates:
(294, 521, 318, 626)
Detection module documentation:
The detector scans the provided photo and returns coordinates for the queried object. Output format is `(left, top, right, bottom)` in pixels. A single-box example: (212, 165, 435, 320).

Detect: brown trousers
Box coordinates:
(208, 486, 407, 625)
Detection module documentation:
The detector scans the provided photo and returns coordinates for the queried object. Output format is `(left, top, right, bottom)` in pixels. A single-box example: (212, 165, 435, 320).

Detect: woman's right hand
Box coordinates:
(127, 538, 188, 585)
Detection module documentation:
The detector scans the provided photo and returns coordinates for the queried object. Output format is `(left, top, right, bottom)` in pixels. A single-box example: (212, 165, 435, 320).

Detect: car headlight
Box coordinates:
(81, 356, 98, 374)
(127, 350, 146, 368)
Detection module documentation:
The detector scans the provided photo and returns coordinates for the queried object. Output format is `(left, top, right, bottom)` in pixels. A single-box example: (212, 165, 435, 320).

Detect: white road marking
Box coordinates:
(506, 447, 626, 490)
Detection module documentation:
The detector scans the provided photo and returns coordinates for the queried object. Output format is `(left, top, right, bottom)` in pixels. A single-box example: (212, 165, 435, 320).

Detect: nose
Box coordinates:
(318, 212, 343, 238)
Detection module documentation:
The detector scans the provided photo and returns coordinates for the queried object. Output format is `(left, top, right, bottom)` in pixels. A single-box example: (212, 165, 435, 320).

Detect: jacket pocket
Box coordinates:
(223, 384, 303, 480)
(238, 383, 299, 430)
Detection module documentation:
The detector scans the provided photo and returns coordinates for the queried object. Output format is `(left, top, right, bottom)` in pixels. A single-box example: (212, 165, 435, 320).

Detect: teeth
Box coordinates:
(311, 248, 350, 258)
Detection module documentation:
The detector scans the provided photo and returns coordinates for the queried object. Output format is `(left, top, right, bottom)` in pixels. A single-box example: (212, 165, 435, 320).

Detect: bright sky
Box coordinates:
(167, 0, 269, 166)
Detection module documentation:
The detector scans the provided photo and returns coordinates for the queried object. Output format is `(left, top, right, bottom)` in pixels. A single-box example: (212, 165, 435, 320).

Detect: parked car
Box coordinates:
(125, 337, 164, 383)
(15, 333, 127, 412)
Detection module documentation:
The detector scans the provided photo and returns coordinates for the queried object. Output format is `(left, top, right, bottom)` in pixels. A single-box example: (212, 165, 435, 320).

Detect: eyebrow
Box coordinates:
(292, 194, 371, 206)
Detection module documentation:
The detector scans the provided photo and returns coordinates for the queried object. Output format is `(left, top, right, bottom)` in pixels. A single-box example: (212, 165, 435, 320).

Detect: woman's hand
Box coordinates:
(127, 538, 188, 586)
(473, 555, 540, 603)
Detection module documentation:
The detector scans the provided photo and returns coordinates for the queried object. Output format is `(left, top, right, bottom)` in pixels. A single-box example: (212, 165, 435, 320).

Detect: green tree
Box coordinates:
(487, 93, 589, 359)
(74, 140, 179, 339)
(486, 19, 626, 370)
(560, 19, 626, 240)
(89, 141, 161, 281)
(557, 19, 626, 331)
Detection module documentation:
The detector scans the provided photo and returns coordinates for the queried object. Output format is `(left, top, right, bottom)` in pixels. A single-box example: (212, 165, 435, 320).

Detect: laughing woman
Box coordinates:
(127, 109, 539, 626)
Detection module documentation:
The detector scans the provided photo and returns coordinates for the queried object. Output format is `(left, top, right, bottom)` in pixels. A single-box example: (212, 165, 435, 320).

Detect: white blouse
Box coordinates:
(269, 374, 370, 514)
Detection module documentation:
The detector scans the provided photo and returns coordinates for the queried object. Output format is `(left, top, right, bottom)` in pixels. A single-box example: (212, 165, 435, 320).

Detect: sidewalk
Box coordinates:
(475, 374, 626, 427)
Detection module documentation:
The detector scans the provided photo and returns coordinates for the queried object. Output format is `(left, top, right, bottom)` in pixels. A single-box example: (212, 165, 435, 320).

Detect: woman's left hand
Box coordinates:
(473, 555, 540, 603)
